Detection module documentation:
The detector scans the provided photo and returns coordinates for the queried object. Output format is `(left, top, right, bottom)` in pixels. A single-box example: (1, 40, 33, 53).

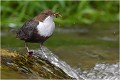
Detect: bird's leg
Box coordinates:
(40, 43, 44, 53)
(24, 42, 33, 56)
(40, 43, 47, 58)
(24, 42, 30, 52)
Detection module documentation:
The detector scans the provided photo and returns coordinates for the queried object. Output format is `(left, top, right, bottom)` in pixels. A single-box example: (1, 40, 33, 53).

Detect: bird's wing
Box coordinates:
(16, 19, 39, 40)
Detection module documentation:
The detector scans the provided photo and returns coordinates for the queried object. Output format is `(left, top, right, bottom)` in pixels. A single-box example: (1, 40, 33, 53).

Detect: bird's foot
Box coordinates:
(27, 50, 34, 57)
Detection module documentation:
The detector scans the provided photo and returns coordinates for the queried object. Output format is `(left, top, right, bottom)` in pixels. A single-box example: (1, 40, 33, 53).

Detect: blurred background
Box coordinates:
(1, 1, 119, 70)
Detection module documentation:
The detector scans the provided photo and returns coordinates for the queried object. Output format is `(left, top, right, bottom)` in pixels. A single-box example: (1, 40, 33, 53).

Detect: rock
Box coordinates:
(1, 48, 72, 79)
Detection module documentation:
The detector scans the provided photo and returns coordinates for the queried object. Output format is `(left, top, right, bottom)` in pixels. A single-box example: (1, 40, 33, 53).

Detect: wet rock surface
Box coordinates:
(1, 48, 72, 79)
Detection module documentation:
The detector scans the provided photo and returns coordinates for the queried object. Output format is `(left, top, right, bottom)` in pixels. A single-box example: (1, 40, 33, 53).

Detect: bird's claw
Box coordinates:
(27, 50, 34, 57)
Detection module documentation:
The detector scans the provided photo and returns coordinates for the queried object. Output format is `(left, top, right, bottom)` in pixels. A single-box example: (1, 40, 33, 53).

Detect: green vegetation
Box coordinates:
(1, 1, 119, 28)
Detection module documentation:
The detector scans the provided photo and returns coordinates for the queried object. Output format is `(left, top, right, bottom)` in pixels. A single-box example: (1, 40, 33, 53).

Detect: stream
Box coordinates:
(1, 24, 119, 79)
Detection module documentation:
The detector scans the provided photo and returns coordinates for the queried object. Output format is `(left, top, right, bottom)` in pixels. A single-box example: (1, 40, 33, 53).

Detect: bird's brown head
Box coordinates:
(33, 10, 61, 22)
(42, 10, 61, 18)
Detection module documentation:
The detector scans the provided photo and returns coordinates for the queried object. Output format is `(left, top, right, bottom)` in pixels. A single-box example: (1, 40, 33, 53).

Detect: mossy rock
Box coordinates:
(1, 49, 72, 79)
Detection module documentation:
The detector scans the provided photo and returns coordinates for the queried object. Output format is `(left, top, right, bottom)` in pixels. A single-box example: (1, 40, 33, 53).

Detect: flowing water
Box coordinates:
(30, 47, 120, 80)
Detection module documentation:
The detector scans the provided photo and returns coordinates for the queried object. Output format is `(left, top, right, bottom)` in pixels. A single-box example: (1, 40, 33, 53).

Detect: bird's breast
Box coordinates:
(36, 21, 55, 37)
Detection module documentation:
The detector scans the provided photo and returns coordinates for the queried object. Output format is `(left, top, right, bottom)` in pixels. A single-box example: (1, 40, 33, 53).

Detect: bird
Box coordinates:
(15, 10, 61, 56)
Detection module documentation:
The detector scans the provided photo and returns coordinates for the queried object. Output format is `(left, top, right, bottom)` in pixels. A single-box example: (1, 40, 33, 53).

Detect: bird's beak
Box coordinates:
(53, 12, 62, 18)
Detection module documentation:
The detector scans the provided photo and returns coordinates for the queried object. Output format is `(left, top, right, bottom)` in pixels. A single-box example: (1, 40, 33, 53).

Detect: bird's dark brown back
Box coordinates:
(16, 19, 39, 41)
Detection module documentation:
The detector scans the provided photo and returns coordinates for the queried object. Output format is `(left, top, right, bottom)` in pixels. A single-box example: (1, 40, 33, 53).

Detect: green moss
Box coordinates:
(1, 49, 72, 79)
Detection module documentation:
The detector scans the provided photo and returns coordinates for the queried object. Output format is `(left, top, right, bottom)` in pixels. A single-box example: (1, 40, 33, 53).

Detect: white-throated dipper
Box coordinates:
(15, 10, 61, 56)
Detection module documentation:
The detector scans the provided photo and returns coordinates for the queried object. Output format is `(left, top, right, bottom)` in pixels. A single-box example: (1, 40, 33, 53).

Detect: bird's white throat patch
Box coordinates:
(37, 16, 55, 37)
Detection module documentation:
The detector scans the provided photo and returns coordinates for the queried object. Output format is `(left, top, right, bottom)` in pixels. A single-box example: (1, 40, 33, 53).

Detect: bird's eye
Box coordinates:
(45, 13, 48, 15)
